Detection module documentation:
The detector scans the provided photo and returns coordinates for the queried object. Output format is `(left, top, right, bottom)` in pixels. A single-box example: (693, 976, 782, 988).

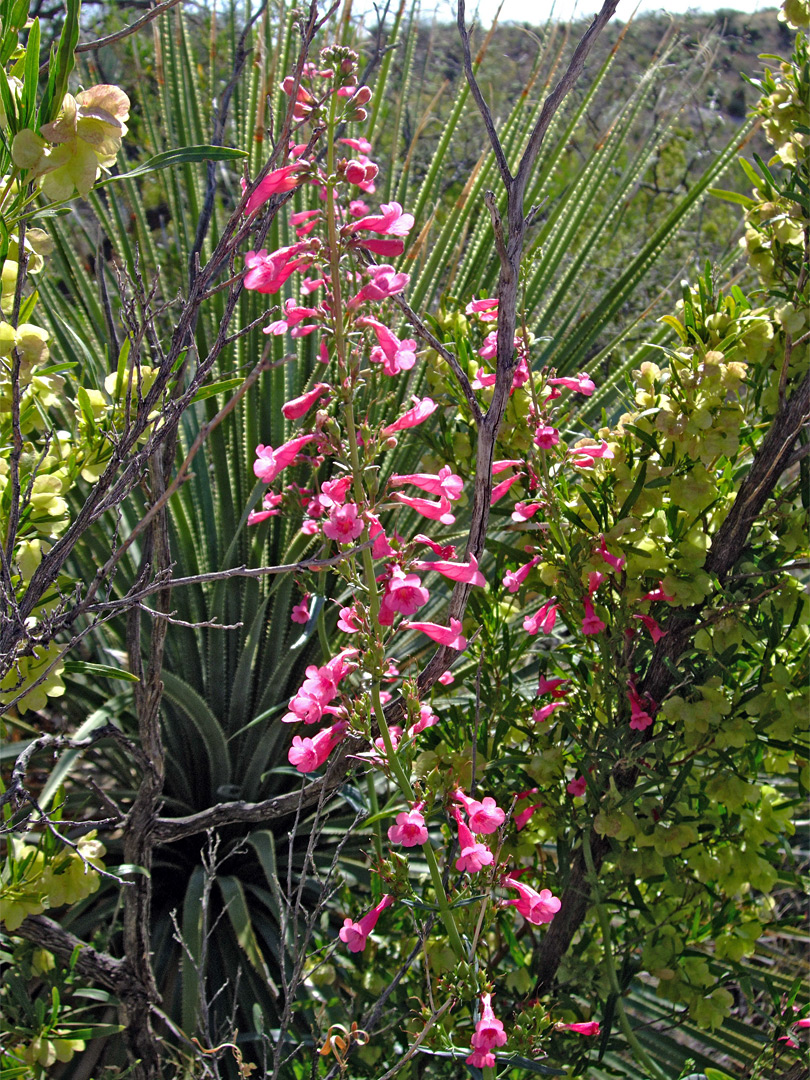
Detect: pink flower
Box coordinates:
(254, 434, 317, 484)
(588, 570, 605, 596)
(405, 617, 467, 650)
(281, 383, 329, 420)
(349, 200, 415, 236)
(392, 493, 456, 525)
(323, 502, 364, 543)
(503, 877, 561, 924)
(347, 264, 410, 309)
(248, 491, 283, 525)
(337, 605, 362, 633)
(348, 198, 369, 216)
(290, 208, 321, 236)
(567, 775, 587, 797)
(345, 158, 378, 186)
(547, 373, 596, 396)
(412, 553, 485, 586)
(339, 894, 395, 952)
(357, 315, 417, 376)
(453, 790, 506, 834)
(472, 366, 497, 388)
(641, 582, 676, 602)
(534, 425, 560, 449)
(491, 474, 521, 505)
(596, 535, 626, 573)
(515, 802, 542, 830)
(291, 596, 310, 624)
(538, 676, 569, 697)
(523, 600, 559, 636)
(466, 1049, 497, 1068)
(633, 613, 666, 643)
(581, 597, 607, 635)
(438, 670, 454, 685)
(572, 440, 614, 468)
(390, 465, 463, 501)
(414, 535, 456, 559)
(243, 242, 315, 293)
(503, 555, 541, 594)
(243, 163, 305, 215)
(477, 332, 498, 360)
(265, 298, 321, 337)
(470, 993, 508, 1052)
(511, 501, 542, 522)
(367, 513, 395, 557)
(319, 475, 354, 507)
(288, 720, 347, 772)
(493, 459, 523, 474)
(379, 568, 429, 621)
(454, 811, 494, 873)
(388, 805, 428, 847)
(532, 702, 566, 723)
(381, 396, 437, 436)
(409, 704, 438, 736)
(563, 1021, 600, 1036)
(628, 681, 654, 731)
(466, 296, 499, 322)
(339, 136, 373, 154)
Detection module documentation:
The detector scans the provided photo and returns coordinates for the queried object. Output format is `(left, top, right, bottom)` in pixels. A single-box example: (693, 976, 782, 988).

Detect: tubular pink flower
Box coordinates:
(345, 158, 378, 186)
(349, 200, 415, 235)
(387, 805, 428, 847)
(547, 373, 596, 396)
(633, 613, 666, 642)
(532, 702, 566, 723)
(337, 605, 362, 633)
(339, 894, 395, 952)
(641, 582, 676, 602)
(412, 553, 485, 587)
(248, 491, 283, 525)
(478, 331, 498, 360)
(470, 993, 508, 1052)
(414, 535, 456, 559)
(534, 424, 560, 449)
(572, 440, 614, 468)
(367, 513, 395, 557)
(503, 555, 541, 594)
(567, 775, 587, 797)
(628, 681, 654, 731)
(243, 242, 315, 293)
(512, 501, 542, 522)
(323, 502, 364, 542)
(265, 298, 321, 337)
(405, 618, 467, 650)
(503, 877, 561, 924)
(588, 570, 605, 596)
(356, 315, 417, 375)
(254, 434, 317, 484)
(347, 264, 410, 309)
(596, 535, 626, 572)
(390, 465, 463, 501)
(392, 492, 456, 525)
(319, 476, 353, 507)
(438, 670, 454, 685)
(523, 600, 559, 636)
(243, 163, 305, 215)
(465, 296, 499, 321)
(291, 597, 310, 624)
(563, 1021, 600, 1036)
(380, 568, 429, 620)
(454, 811, 494, 873)
(491, 474, 521, 505)
(281, 383, 329, 420)
(582, 596, 607, 635)
(381, 396, 437, 436)
(493, 459, 523, 474)
(288, 720, 347, 773)
(353, 236, 405, 257)
(453, 790, 506, 834)
(466, 1049, 497, 1068)
(409, 704, 438, 736)
(538, 676, 569, 697)
(472, 367, 497, 388)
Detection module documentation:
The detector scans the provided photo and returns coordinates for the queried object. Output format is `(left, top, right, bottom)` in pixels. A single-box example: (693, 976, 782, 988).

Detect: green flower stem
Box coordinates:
(582, 831, 668, 1080)
(323, 97, 464, 963)
(316, 570, 331, 657)
(366, 769, 384, 870)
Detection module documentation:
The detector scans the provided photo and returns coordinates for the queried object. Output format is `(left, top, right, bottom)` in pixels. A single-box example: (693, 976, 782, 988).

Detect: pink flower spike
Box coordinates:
(563, 1021, 601, 1036)
(254, 434, 316, 484)
(387, 806, 428, 847)
(281, 382, 329, 420)
(243, 163, 304, 215)
(503, 878, 561, 924)
(392, 492, 456, 525)
(412, 553, 485, 587)
(323, 502, 364, 543)
(596, 536, 626, 573)
(633, 613, 667, 643)
(547, 373, 596, 396)
(503, 555, 541, 594)
(534, 424, 560, 449)
(454, 811, 494, 873)
(291, 596, 310, 624)
(390, 464, 463, 501)
(532, 702, 566, 723)
(339, 894, 395, 952)
(405, 618, 467, 650)
(512, 501, 542, 522)
(453, 790, 506, 834)
(567, 775, 587, 797)
(641, 582, 677, 603)
(523, 600, 559, 636)
(491, 474, 521, 505)
(470, 993, 508, 1053)
(381, 396, 437, 436)
(349, 200, 415, 236)
(582, 596, 607, 636)
(538, 676, 569, 697)
(288, 720, 347, 773)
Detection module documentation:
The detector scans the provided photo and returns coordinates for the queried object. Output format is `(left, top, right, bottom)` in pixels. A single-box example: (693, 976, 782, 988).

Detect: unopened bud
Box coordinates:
(353, 85, 372, 105)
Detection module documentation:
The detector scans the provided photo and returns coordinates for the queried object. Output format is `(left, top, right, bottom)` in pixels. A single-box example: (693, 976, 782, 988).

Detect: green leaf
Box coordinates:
(94, 145, 248, 187)
(39, 0, 80, 125)
(190, 377, 244, 403)
(20, 17, 39, 128)
(63, 660, 140, 682)
(708, 187, 754, 208)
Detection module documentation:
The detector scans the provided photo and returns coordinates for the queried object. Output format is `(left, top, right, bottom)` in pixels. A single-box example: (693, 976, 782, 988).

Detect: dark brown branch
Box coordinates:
(17, 915, 130, 992)
(456, 0, 512, 187)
